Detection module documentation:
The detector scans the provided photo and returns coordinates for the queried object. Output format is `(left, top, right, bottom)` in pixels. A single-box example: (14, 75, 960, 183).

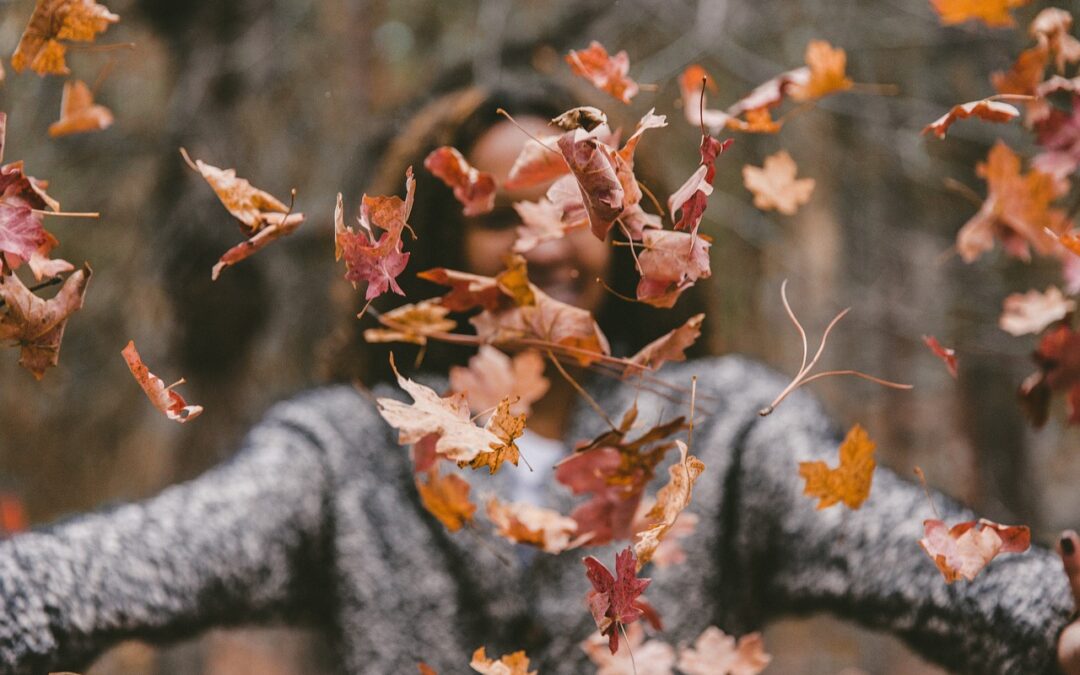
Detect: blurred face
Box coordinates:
(464, 117, 611, 314)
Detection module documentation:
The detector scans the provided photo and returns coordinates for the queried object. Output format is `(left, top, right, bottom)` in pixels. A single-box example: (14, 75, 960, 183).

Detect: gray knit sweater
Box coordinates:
(0, 355, 1072, 674)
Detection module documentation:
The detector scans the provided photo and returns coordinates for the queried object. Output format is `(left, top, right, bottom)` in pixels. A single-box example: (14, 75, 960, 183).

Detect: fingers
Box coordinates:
(1060, 623, 1080, 675)
(1060, 530, 1080, 610)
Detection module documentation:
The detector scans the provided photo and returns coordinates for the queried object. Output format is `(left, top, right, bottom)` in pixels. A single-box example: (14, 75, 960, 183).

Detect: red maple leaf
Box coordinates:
(582, 547, 661, 654)
(335, 168, 415, 301)
(1019, 324, 1080, 426)
(669, 135, 733, 235)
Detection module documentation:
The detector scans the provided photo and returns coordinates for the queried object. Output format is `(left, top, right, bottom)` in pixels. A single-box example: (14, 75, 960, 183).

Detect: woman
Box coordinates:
(1, 80, 1079, 675)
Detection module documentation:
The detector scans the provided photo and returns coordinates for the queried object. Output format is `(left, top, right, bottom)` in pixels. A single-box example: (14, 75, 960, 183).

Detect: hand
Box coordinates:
(1057, 531, 1080, 674)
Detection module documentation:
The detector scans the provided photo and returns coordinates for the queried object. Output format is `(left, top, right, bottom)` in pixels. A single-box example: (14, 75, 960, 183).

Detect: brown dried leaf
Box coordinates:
(449, 345, 549, 416)
(416, 467, 476, 532)
(0, 264, 90, 379)
(48, 79, 113, 137)
(742, 150, 815, 215)
(121, 340, 203, 423)
(632, 440, 705, 569)
(486, 498, 580, 553)
(363, 299, 456, 346)
(919, 518, 1031, 582)
(999, 286, 1076, 336)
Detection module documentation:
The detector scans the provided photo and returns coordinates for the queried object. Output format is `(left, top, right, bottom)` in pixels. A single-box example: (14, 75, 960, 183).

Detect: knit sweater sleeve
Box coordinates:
(717, 360, 1074, 674)
(0, 388, 351, 675)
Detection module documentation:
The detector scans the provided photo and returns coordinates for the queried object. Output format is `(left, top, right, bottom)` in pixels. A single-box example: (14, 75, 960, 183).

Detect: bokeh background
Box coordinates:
(1, 0, 1079, 672)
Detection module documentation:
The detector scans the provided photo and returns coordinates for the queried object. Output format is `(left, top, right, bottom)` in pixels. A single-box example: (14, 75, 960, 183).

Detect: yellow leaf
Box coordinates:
(415, 468, 476, 532)
(930, 0, 1032, 27)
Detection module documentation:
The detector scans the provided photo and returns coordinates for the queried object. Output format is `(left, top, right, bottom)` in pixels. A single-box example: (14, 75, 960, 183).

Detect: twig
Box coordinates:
(496, 108, 560, 154)
(913, 467, 941, 520)
(546, 350, 617, 431)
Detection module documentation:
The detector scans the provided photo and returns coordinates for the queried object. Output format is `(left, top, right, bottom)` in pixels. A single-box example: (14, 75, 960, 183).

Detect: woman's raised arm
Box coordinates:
(722, 366, 1075, 674)
(0, 389, 350, 674)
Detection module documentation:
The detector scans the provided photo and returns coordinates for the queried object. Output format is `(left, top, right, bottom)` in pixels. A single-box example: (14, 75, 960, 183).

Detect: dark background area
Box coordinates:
(0, 0, 1078, 671)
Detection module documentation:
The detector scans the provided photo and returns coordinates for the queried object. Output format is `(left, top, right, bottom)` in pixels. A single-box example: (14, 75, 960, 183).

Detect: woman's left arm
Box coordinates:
(724, 389, 1074, 674)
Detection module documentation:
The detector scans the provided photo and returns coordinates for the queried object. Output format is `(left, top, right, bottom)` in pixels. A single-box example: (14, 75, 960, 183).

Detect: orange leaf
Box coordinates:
(919, 518, 1030, 582)
(449, 345, 549, 417)
(632, 440, 705, 570)
(470, 648, 537, 675)
(0, 264, 90, 379)
(798, 423, 876, 510)
(930, 0, 1032, 27)
(415, 467, 475, 533)
(335, 170, 414, 300)
(182, 148, 302, 235)
(922, 335, 958, 378)
(922, 100, 1020, 139)
(458, 397, 525, 475)
(565, 41, 639, 104)
(486, 498, 580, 553)
(12, 0, 119, 75)
(789, 40, 853, 102)
(625, 313, 704, 376)
(742, 150, 815, 215)
(363, 299, 456, 346)
(417, 664, 437, 675)
(121, 340, 203, 423)
(48, 79, 113, 138)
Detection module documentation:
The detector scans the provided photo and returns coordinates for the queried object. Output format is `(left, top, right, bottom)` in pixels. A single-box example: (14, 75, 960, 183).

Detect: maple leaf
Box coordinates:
(557, 128, 624, 241)
(181, 148, 304, 242)
(0, 115, 62, 274)
(930, 0, 1031, 27)
(565, 41, 639, 104)
(0, 264, 90, 379)
(417, 663, 438, 675)
(416, 467, 476, 532)
(1019, 324, 1080, 426)
(636, 230, 712, 309)
(625, 313, 704, 376)
(121, 340, 203, 423)
(922, 335, 958, 379)
(676, 626, 772, 675)
(956, 141, 1070, 263)
(632, 440, 705, 569)
(376, 355, 502, 463)
(457, 397, 525, 475)
(742, 150, 815, 216)
(11, 0, 119, 76)
(335, 170, 415, 301)
(798, 423, 876, 510)
(27, 230, 74, 281)
(789, 40, 853, 102)
(582, 547, 660, 655)
(505, 134, 570, 190)
(211, 209, 303, 280)
(449, 345, 549, 417)
(1032, 9, 1080, 72)
(581, 623, 676, 675)
(486, 498, 581, 553)
(922, 100, 1020, 140)
(363, 299, 456, 346)
(919, 518, 1030, 582)
(512, 197, 576, 253)
(993, 44, 1049, 99)
(470, 647, 536, 675)
(632, 500, 698, 568)
(423, 146, 496, 216)
(417, 267, 502, 312)
(47, 79, 113, 138)
(999, 287, 1075, 336)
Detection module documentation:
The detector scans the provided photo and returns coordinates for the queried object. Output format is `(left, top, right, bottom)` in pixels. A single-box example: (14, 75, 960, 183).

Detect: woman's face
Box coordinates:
(464, 117, 612, 314)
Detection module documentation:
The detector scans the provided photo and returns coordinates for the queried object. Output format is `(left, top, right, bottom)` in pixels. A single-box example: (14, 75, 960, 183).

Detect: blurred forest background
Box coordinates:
(1, 0, 1079, 672)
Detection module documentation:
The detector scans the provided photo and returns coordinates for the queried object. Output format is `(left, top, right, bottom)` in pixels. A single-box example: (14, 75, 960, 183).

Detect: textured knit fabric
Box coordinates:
(0, 355, 1072, 674)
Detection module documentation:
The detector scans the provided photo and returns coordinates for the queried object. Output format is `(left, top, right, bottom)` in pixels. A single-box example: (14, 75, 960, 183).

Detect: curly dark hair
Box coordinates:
(322, 74, 712, 385)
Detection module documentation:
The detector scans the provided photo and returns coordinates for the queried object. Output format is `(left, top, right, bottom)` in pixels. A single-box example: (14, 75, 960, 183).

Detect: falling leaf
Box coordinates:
(614, 110, 667, 239)
(798, 423, 876, 510)
(636, 230, 712, 308)
(923, 100, 1020, 139)
(993, 45, 1049, 97)
(557, 128, 624, 241)
(742, 150, 815, 216)
(1031, 8, 1080, 72)
(470, 648, 537, 675)
(449, 345, 549, 417)
(211, 210, 303, 280)
(11, 0, 119, 75)
(0, 115, 61, 274)
(27, 230, 74, 281)
(669, 135, 732, 235)
(0, 264, 90, 379)
(566, 41, 639, 104)
(632, 440, 705, 569)
(677, 626, 772, 675)
(634, 501, 698, 568)
(363, 299, 456, 345)
(930, 0, 1032, 27)
(1019, 324, 1080, 426)
(1000, 287, 1076, 336)
(679, 64, 736, 134)
(181, 148, 304, 247)
(335, 170, 414, 301)
(486, 498, 581, 553)
(458, 397, 525, 475)
(581, 623, 676, 675)
(417, 267, 502, 312)
(919, 518, 1031, 582)
(416, 467, 476, 532)
(423, 146, 496, 217)
(789, 40, 853, 102)
(377, 355, 502, 463)
(956, 141, 1070, 263)
(505, 134, 569, 190)
(418, 664, 437, 675)
(582, 547, 660, 655)
(625, 313, 704, 376)
(121, 340, 203, 423)
(48, 79, 113, 138)
(512, 197, 579, 253)
(552, 106, 609, 132)
(922, 335, 959, 378)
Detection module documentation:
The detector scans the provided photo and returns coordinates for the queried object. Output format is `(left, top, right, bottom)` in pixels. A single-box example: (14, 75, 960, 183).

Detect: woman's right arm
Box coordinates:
(0, 388, 351, 674)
